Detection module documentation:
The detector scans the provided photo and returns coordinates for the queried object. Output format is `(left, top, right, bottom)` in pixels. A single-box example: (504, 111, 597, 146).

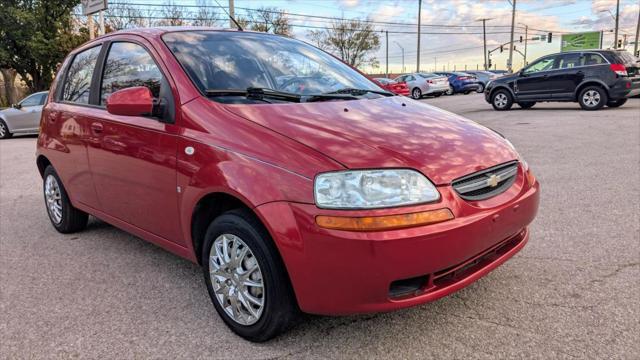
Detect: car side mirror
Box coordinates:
(12, 103, 21, 109)
(519, 70, 527, 77)
(106, 87, 154, 117)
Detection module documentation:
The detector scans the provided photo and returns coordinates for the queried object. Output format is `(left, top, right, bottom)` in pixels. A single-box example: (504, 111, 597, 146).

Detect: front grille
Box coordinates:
(452, 161, 519, 201)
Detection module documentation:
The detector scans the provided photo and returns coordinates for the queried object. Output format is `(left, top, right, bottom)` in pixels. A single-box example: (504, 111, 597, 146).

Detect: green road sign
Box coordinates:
(561, 31, 602, 51)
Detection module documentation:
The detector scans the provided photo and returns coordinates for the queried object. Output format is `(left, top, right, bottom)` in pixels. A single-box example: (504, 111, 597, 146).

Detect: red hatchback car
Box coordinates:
(37, 28, 539, 342)
(372, 77, 411, 96)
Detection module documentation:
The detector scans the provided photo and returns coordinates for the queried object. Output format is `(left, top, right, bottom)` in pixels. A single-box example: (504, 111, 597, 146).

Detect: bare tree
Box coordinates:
(248, 7, 292, 36)
(157, 1, 186, 26)
(306, 19, 380, 69)
(105, 3, 145, 30)
(192, 0, 218, 27)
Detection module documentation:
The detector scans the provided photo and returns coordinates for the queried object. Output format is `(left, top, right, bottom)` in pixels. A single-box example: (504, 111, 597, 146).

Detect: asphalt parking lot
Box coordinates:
(1, 94, 639, 359)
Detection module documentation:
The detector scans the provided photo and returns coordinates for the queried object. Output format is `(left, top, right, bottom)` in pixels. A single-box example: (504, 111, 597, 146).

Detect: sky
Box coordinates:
(109, 0, 640, 73)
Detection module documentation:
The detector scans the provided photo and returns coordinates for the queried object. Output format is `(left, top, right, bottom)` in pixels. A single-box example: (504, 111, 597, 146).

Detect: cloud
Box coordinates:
(340, 0, 360, 7)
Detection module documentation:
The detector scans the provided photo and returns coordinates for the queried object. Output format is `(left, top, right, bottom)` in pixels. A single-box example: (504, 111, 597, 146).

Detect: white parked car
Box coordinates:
(394, 73, 450, 99)
(0, 91, 48, 139)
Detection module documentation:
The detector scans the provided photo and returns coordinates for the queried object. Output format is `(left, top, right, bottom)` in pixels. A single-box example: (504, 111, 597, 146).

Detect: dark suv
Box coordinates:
(485, 50, 639, 111)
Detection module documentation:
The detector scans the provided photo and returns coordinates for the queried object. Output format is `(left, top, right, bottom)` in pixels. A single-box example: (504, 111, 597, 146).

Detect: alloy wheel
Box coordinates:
(446, 86, 454, 95)
(494, 93, 508, 108)
(582, 90, 601, 107)
(0, 122, 6, 137)
(209, 233, 265, 326)
(45, 175, 63, 224)
(412, 88, 421, 99)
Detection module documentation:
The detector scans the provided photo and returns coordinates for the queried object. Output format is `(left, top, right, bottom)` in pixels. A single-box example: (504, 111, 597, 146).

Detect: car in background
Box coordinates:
(372, 77, 410, 96)
(0, 91, 48, 139)
(434, 72, 482, 95)
(394, 73, 449, 99)
(485, 49, 640, 111)
(466, 70, 499, 92)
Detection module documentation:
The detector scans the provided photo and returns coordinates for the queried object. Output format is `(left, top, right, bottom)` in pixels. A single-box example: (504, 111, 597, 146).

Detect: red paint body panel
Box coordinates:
(36, 28, 540, 316)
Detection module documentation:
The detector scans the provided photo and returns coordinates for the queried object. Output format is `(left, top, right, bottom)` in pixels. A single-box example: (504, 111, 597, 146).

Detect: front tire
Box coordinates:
(43, 166, 88, 233)
(0, 119, 12, 139)
(202, 209, 299, 342)
(606, 98, 627, 108)
(578, 86, 607, 110)
(445, 85, 454, 95)
(491, 89, 513, 111)
(411, 87, 422, 99)
(476, 84, 485, 93)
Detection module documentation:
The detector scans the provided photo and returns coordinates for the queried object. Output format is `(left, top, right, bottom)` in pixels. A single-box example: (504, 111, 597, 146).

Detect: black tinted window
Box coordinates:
(558, 53, 581, 69)
(100, 42, 163, 104)
(582, 53, 607, 66)
(63, 46, 102, 104)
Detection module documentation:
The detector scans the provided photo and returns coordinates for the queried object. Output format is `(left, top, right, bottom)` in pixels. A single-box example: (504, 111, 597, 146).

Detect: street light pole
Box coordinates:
(394, 41, 405, 73)
(635, 4, 640, 56)
(417, 0, 422, 72)
(614, 0, 620, 49)
(508, 0, 516, 73)
(477, 18, 491, 70)
(385, 31, 389, 78)
(229, 0, 235, 29)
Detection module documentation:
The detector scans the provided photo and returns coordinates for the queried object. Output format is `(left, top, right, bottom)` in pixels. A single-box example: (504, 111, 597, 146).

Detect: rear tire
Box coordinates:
(411, 87, 422, 99)
(518, 101, 536, 109)
(43, 166, 88, 233)
(491, 89, 513, 111)
(606, 98, 627, 108)
(578, 86, 607, 110)
(0, 119, 12, 139)
(202, 209, 299, 342)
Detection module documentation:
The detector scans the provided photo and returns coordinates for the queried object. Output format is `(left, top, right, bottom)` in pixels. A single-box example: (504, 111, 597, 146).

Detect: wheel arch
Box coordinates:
(36, 155, 52, 178)
(489, 85, 515, 100)
(574, 80, 609, 101)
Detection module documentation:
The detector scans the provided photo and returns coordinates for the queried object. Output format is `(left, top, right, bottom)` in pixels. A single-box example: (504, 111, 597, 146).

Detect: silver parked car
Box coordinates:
(394, 73, 450, 99)
(0, 91, 48, 139)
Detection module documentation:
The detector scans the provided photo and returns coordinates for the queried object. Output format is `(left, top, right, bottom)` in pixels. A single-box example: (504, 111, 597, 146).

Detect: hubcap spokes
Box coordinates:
(583, 90, 600, 107)
(209, 234, 264, 325)
(495, 94, 507, 107)
(45, 175, 63, 224)
(0, 123, 6, 137)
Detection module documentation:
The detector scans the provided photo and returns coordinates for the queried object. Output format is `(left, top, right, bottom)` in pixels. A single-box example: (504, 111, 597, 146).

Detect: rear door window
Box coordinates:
(62, 45, 102, 104)
(581, 53, 607, 66)
(20, 93, 45, 107)
(557, 53, 581, 69)
(100, 42, 163, 105)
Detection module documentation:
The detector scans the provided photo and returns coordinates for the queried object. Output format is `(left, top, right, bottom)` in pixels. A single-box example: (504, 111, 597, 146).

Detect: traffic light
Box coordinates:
(519, 36, 523, 43)
(547, 32, 552, 43)
(500, 45, 504, 53)
(617, 39, 623, 48)
(488, 58, 492, 68)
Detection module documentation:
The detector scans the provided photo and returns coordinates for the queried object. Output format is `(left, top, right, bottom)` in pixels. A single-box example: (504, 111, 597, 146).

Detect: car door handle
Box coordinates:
(91, 122, 104, 133)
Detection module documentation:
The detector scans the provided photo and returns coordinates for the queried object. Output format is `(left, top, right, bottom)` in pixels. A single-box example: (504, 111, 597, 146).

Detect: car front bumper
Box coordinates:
(255, 167, 540, 315)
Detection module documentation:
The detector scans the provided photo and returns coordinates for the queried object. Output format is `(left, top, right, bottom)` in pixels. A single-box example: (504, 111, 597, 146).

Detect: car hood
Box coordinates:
(223, 96, 518, 185)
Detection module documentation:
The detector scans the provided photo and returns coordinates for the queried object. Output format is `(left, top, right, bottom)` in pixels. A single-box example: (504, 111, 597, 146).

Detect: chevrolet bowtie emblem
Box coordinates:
(486, 174, 500, 187)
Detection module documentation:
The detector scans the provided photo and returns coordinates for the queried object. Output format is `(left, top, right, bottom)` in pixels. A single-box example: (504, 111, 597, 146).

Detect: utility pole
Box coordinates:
(385, 31, 389, 78)
(394, 41, 405, 73)
(523, 24, 528, 65)
(417, 0, 422, 72)
(508, 0, 516, 73)
(229, 0, 236, 29)
(614, 0, 620, 49)
(88, 15, 94, 39)
(98, 10, 105, 36)
(478, 18, 491, 70)
(635, 4, 640, 56)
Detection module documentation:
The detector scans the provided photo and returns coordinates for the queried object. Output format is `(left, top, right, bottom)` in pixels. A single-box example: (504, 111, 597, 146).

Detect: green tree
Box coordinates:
(306, 19, 379, 69)
(0, 0, 87, 95)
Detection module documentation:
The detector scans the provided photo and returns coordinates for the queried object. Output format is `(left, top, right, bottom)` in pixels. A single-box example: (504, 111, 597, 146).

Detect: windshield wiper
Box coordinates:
(325, 87, 394, 97)
(205, 87, 359, 103)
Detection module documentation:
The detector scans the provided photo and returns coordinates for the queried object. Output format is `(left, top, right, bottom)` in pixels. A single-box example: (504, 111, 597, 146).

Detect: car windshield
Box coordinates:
(162, 31, 382, 99)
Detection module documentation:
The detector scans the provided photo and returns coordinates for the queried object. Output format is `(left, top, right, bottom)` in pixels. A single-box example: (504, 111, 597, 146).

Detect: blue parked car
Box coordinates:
(434, 72, 483, 95)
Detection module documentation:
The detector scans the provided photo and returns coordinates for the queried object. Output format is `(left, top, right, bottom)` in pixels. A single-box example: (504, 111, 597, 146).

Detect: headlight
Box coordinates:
(314, 169, 440, 209)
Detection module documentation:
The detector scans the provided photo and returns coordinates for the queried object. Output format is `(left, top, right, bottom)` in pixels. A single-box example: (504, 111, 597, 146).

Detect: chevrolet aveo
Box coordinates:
(37, 28, 540, 342)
